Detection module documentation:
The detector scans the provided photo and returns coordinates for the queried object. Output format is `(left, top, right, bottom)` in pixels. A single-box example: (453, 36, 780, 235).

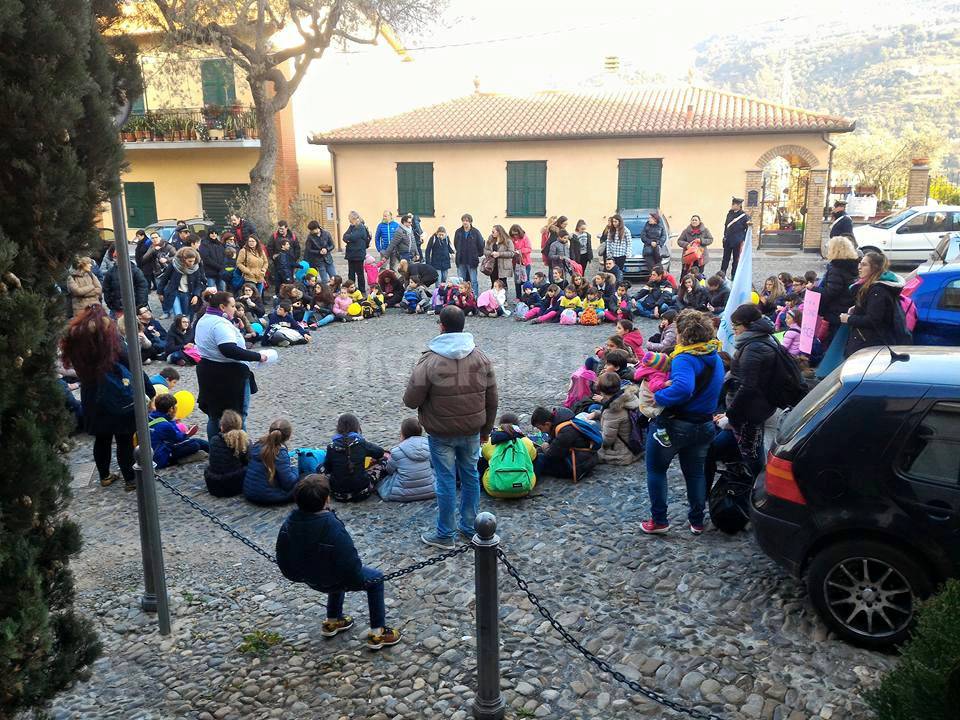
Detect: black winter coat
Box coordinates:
(727, 318, 779, 427)
(544, 407, 599, 478)
(199, 238, 226, 277)
(404, 262, 439, 287)
(844, 280, 910, 357)
(819, 259, 859, 324)
(454, 227, 485, 268)
(678, 285, 710, 311)
(276, 510, 363, 591)
(707, 286, 730, 313)
(425, 234, 454, 270)
(102, 264, 149, 312)
(325, 433, 385, 499)
(305, 229, 335, 265)
(829, 213, 854, 238)
(159, 262, 206, 301)
(342, 223, 371, 261)
(204, 433, 247, 497)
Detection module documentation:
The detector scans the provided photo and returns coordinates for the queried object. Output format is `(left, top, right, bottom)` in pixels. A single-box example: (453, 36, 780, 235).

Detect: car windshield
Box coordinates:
(776, 366, 845, 444)
(933, 232, 957, 262)
(871, 209, 917, 229)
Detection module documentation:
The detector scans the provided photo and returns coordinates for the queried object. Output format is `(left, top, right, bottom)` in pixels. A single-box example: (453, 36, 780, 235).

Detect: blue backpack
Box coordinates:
(297, 447, 327, 475)
(96, 363, 135, 415)
(569, 416, 603, 450)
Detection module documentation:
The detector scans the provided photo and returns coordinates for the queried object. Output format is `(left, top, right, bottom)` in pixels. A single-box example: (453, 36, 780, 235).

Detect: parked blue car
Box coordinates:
(904, 262, 960, 346)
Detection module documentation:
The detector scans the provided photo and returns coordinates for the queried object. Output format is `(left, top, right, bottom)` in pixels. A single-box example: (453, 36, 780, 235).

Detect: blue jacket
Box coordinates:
(244, 443, 299, 504)
(266, 311, 309, 337)
(375, 221, 400, 253)
(654, 351, 724, 417)
(148, 410, 188, 468)
(276, 509, 364, 591)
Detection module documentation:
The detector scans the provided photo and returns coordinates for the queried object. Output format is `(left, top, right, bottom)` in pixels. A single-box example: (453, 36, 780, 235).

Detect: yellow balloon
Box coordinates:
(152, 384, 169, 396)
(173, 390, 195, 420)
(750, 291, 760, 305)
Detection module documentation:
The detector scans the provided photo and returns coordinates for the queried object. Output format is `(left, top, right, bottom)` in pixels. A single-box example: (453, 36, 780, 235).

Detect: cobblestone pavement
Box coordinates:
(48, 251, 896, 720)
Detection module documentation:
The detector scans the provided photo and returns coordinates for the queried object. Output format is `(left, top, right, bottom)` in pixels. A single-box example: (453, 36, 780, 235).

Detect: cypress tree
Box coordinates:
(0, 0, 135, 713)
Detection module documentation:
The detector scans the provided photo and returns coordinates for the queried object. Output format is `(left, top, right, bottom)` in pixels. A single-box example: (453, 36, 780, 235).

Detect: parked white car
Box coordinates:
(853, 205, 960, 265)
(911, 231, 960, 275)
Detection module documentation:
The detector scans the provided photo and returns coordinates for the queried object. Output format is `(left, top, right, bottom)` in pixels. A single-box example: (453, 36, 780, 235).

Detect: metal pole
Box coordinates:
(472, 512, 505, 720)
(134, 463, 157, 612)
(108, 191, 171, 635)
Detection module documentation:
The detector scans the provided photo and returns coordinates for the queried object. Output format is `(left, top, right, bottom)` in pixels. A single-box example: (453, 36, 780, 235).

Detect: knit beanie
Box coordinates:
(522, 282, 534, 291)
(641, 351, 669, 372)
(305, 267, 319, 278)
(584, 356, 601, 373)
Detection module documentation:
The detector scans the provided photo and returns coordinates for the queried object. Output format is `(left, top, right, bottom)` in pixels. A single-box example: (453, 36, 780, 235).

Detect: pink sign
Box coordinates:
(800, 290, 821, 354)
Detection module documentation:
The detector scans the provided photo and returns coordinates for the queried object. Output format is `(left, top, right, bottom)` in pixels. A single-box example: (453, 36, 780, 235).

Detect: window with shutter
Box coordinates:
(130, 93, 146, 115)
(617, 159, 663, 210)
(200, 59, 237, 107)
(396, 163, 435, 217)
(506, 161, 547, 217)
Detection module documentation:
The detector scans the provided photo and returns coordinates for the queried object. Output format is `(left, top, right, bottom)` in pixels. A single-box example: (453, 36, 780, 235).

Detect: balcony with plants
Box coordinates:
(120, 104, 260, 147)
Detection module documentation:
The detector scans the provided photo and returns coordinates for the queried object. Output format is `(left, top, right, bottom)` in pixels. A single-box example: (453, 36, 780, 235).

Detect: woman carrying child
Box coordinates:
(244, 419, 301, 504)
(325, 413, 387, 502)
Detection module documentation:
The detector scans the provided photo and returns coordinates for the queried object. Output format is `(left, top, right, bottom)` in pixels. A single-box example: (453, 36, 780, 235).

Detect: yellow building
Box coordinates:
(310, 88, 855, 252)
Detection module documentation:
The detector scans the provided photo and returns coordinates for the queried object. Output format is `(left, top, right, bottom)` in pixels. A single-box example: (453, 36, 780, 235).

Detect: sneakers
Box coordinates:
(653, 428, 672, 448)
(367, 627, 402, 650)
(640, 519, 670, 535)
(420, 532, 455, 550)
(321, 616, 355, 638)
(689, 523, 704, 536)
(100, 473, 119, 488)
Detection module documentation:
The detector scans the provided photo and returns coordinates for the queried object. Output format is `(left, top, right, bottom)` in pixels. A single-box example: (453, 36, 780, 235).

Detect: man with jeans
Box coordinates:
(454, 213, 485, 297)
(404, 305, 498, 549)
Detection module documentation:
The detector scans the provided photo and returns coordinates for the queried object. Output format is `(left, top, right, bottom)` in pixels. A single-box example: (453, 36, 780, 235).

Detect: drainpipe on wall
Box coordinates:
(822, 132, 837, 221)
(329, 146, 342, 249)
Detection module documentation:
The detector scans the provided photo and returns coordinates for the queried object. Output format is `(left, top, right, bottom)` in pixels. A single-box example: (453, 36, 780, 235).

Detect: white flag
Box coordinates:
(717, 228, 754, 354)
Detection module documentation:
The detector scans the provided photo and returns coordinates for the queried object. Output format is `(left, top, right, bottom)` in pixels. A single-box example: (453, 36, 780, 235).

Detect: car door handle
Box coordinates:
(925, 501, 954, 522)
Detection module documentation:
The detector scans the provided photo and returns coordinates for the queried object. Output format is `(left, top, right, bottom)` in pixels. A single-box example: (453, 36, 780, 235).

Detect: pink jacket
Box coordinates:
(333, 295, 352, 317)
(514, 234, 532, 266)
(781, 327, 803, 356)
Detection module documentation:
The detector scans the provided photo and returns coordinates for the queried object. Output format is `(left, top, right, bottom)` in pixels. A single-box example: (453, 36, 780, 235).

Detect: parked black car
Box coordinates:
(751, 346, 960, 648)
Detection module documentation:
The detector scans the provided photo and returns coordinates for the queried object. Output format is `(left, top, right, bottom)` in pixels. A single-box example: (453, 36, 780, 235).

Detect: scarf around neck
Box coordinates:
(671, 338, 721, 358)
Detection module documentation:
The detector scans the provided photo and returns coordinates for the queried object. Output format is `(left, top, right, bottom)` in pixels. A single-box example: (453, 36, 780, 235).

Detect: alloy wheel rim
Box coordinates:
(822, 556, 914, 638)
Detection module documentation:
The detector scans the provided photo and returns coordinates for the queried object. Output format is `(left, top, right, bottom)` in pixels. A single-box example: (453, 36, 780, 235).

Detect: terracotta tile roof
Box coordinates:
(309, 87, 855, 145)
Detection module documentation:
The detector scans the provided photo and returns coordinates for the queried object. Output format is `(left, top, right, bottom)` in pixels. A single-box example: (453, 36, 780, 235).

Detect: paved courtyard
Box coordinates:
(50, 251, 895, 720)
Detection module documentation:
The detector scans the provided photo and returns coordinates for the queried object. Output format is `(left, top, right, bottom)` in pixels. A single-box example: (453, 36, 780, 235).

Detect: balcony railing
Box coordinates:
(120, 105, 259, 143)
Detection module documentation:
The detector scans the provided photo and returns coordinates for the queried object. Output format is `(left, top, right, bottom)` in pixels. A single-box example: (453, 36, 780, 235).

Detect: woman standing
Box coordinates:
(159, 247, 207, 321)
(600, 214, 631, 270)
(237, 235, 268, 293)
(483, 224, 516, 297)
(676, 215, 714, 276)
(641, 310, 724, 535)
(819, 236, 860, 345)
(571, 219, 593, 276)
(841, 251, 911, 357)
(508, 224, 532, 297)
(342, 210, 371, 293)
(194, 291, 268, 439)
(67, 256, 102, 316)
(640, 212, 667, 270)
(60, 305, 155, 491)
(425, 226, 455, 282)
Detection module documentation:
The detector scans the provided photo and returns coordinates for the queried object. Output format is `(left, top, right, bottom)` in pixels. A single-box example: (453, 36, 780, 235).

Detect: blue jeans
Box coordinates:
(645, 418, 715, 526)
(207, 278, 226, 291)
(429, 433, 481, 539)
(457, 264, 480, 297)
(325, 566, 385, 629)
(316, 256, 336, 283)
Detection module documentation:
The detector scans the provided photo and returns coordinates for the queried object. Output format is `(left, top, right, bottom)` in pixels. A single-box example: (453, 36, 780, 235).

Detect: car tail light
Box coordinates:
(902, 275, 922, 298)
(765, 453, 806, 505)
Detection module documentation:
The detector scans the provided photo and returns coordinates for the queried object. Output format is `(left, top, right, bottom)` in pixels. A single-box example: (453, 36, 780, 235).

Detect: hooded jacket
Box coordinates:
(645, 322, 677, 353)
(325, 432, 385, 499)
(383, 226, 413, 261)
(377, 435, 436, 502)
(403, 332, 498, 437)
(425, 234, 454, 270)
(375, 220, 400, 254)
(727, 317, 779, 426)
(276, 509, 363, 591)
(598, 384, 643, 465)
(844, 271, 911, 356)
(819, 258, 859, 324)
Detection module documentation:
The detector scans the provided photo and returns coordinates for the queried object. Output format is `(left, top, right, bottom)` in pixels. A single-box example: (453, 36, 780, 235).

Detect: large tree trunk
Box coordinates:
(248, 80, 277, 237)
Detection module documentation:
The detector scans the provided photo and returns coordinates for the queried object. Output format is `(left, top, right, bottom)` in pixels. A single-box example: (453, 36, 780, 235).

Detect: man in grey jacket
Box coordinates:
(403, 305, 498, 549)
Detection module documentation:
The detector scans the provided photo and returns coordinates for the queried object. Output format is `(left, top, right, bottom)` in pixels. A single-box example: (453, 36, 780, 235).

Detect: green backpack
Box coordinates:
(483, 439, 535, 498)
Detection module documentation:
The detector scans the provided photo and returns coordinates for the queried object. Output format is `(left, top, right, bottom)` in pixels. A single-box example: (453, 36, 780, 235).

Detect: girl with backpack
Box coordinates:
(325, 413, 386, 502)
(840, 251, 912, 357)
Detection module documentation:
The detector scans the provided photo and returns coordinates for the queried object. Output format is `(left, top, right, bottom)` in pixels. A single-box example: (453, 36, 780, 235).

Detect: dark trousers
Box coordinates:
(348, 259, 366, 293)
(720, 244, 742, 279)
(733, 423, 765, 480)
(534, 453, 573, 479)
(94, 432, 135, 482)
(325, 566, 385, 628)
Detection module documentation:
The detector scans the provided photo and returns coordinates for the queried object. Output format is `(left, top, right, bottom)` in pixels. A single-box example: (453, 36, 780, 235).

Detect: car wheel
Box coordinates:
(806, 540, 932, 648)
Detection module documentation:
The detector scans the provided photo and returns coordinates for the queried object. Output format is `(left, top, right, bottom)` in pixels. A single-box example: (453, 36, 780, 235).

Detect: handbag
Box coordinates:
(513, 264, 527, 284)
(480, 254, 496, 276)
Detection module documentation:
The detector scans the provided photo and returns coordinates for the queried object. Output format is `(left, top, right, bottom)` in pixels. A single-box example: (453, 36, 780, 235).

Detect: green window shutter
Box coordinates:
(396, 163, 434, 216)
(617, 159, 663, 210)
(506, 161, 547, 216)
(123, 182, 158, 228)
(201, 59, 237, 107)
(130, 93, 146, 115)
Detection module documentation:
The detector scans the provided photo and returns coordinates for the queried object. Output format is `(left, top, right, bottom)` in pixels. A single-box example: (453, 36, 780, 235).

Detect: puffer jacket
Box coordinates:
(598, 384, 643, 465)
(819, 258, 859, 325)
(377, 435, 436, 502)
(204, 433, 248, 497)
(844, 272, 911, 357)
(67, 268, 102, 315)
(645, 322, 677, 353)
(727, 317, 779, 427)
(343, 223, 371, 261)
(276, 509, 363, 592)
(403, 332, 498, 438)
(243, 443, 299, 505)
(382, 226, 412, 261)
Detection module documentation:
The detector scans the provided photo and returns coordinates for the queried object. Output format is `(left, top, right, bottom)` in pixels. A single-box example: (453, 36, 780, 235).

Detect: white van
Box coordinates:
(853, 205, 960, 265)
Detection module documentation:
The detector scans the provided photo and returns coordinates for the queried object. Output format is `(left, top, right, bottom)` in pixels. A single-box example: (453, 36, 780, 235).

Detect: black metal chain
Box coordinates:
(154, 474, 469, 587)
(497, 549, 726, 720)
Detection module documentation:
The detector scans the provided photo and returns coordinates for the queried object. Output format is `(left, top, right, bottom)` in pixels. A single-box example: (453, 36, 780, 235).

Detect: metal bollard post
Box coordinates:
(134, 463, 157, 613)
(472, 512, 505, 720)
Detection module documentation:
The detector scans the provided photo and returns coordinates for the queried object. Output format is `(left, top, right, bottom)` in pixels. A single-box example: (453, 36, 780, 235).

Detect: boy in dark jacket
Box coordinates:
(148, 394, 209, 469)
(325, 414, 386, 502)
(265, 302, 311, 347)
(102, 250, 149, 314)
(273, 239, 296, 297)
(530, 406, 599, 480)
(276, 475, 401, 650)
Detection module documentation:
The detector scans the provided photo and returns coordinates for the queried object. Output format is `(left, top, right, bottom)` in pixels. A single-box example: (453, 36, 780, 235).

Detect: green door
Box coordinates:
(200, 183, 249, 231)
(124, 182, 158, 229)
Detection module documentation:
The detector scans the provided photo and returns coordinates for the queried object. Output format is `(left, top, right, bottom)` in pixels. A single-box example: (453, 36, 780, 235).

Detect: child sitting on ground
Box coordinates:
(781, 309, 804, 357)
(366, 284, 387, 316)
(616, 319, 644, 358)
(402, 278, 431, 314)
(455, 281, 478, 316)
(531, 271, 549, 295)
(275, 474, 402, 650)
(376, 418, 436, 502)
(342, 279, 363, 302)
(333, 287, 355, 321)
(204, 409, 249, 497)
(550, 266, 568, 292)
(480, 412, 538, 498)
(148, 394, 209, 469)
(581, 286, 605, 318)
(149, 366, 180, 390)
(325, 413, 387, 502)
(527, 284, 562, 323)
(602, 348, 635, 382)
(592, 371, 643, 466)
(163, 314, 197, 366)
(558, 284, 583, 317)
(265, 302, 311, 346)
(238, 283, 266, 321)
(594, 334, 637, 364)
(564, 362, 598, 410)
(530, 406, 599, 481)
(645, 309, 678, 353)
(244, 419, 302, 505)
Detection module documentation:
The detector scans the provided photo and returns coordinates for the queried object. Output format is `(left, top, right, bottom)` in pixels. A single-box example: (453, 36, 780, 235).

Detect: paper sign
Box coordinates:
(799, 290, 821, 354)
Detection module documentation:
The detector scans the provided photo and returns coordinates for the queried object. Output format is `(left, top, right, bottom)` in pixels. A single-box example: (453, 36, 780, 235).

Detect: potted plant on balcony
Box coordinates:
(133, 113, 149, 141)
(248, 111, 259, 140)
(121, 116, 138, 142)
(203, 104, 224, 140)
(224, 110, 238, 140)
